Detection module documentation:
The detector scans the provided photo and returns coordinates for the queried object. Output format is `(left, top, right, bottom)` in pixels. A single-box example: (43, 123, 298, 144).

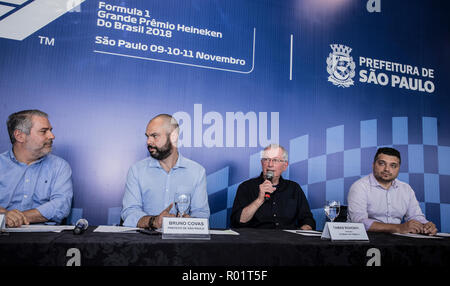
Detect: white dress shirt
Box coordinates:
(347, 173, 428, 230)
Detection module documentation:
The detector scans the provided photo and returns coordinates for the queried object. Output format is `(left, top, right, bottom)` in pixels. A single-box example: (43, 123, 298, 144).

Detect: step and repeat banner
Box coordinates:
(0, 0, 449, 231)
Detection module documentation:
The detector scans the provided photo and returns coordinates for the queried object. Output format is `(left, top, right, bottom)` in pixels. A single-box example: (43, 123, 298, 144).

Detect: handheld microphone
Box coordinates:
(264, 171, 274, 201)
(73, 218, 88, 235)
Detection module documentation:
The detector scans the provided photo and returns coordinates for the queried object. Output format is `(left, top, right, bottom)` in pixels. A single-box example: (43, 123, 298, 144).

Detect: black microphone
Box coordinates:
(264, 171, 274, 201)
(73, 218, 88, 235)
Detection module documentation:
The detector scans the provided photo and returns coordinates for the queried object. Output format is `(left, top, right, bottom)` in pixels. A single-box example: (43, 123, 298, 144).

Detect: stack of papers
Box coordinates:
(392, 233, 443, 239)
(3, 225, 74, 233)
(93, 226, 240, 235)
(284, 229, 323, 237)
(209, 229, 239, 235)
(436, 233, 450, 238)
(93, 225, 139, 233)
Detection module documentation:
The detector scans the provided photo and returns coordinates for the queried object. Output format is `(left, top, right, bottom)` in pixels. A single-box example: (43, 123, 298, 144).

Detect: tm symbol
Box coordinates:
(39, 36, 55, 46)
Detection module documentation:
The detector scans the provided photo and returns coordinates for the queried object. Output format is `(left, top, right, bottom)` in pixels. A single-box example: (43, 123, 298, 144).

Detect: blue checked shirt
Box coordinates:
(0, 149, 73, 223)
(121, 154, 210, 227)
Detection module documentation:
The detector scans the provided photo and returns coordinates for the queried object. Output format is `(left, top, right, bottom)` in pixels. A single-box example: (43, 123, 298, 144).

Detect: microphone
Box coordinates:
(264, 171, 274, 201)
(73, 218, 88, 235)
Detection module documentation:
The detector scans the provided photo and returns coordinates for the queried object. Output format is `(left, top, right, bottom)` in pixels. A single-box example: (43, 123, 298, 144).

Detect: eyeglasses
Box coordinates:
(261, 158, 286, 164)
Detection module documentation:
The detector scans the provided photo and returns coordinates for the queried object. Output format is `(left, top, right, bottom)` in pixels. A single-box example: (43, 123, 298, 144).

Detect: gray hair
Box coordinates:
(7, 109, 48, 144)
(261, 144, 288, 161)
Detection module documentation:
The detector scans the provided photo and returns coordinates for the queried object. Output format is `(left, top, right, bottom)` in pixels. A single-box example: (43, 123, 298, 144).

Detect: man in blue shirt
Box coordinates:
(0, 110, 73, 227)
(121, 114, 210, 228)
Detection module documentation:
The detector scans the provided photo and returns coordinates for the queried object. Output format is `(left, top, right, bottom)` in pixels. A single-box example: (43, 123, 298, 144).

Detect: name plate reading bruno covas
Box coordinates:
(162, 217, 210, 240)
(321, 222, 369, 241)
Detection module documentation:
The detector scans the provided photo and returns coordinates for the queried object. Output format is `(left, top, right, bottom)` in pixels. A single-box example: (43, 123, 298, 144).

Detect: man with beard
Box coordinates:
(348, 147, 437, 235)
(0, 110, 73, 227)
(121, 114, 210, 228)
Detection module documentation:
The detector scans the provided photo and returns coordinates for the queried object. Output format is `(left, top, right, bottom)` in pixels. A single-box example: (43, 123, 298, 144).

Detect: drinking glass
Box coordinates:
(174, 192, 191, 217)
(324, 200, 340, 222)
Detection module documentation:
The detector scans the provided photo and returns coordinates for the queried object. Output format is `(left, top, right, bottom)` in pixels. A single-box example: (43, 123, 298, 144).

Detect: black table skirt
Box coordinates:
(1, 227, 449, 267)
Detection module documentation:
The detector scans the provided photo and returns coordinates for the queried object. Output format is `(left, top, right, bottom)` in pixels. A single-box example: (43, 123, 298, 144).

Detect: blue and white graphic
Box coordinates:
(0, 0, 85, 40)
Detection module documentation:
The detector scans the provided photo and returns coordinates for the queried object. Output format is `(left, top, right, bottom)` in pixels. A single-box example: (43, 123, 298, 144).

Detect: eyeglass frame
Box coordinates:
(261, 157, 287, 164)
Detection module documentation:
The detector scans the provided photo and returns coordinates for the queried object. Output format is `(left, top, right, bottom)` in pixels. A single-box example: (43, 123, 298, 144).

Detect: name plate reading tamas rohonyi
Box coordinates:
(162, 217, 210, 240)
(321, 222, 369, 241)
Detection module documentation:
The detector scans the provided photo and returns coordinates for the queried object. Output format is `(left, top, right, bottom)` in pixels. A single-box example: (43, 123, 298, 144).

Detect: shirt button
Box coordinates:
(25, 179, 29, 183)
(24, 195, 28, 198)
(273, 214, 277, 217)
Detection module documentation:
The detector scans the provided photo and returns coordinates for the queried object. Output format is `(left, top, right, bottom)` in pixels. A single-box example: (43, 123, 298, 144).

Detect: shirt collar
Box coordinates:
(148, 152, 187, 170)
(8, 148, 46, 166)
(369, 173, 398, 189)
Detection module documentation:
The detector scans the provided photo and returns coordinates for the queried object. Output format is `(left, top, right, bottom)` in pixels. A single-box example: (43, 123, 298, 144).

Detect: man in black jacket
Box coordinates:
(231, 144, 315, 229)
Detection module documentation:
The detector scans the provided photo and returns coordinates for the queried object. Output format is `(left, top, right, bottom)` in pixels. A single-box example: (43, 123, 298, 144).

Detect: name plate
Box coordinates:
(321, 222, 369, 241)
(162, 217, 210, 240)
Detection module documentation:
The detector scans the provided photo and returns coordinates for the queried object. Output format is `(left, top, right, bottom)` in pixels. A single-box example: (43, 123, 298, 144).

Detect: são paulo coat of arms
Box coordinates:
(326, 44, 356, 88)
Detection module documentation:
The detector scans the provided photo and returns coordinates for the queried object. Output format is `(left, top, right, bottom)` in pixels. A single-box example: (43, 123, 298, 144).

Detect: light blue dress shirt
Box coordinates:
(0, 149, 73, 223)
(347, 173, 428, 230)
(121, 153, 210, 227)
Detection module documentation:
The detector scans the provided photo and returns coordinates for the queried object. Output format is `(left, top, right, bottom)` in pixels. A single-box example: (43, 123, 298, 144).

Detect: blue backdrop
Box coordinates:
(0, 0, 449, 231)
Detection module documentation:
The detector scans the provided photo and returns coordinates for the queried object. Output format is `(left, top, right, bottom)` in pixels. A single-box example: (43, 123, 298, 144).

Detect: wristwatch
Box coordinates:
(148, 216, 157, 230)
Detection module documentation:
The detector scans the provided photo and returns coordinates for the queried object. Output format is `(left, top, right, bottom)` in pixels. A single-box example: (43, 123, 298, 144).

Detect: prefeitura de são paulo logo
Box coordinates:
(326, 44, 356, 88)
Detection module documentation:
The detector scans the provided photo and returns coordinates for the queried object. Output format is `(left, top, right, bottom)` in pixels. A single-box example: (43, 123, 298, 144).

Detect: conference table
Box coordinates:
(1, 227, 449, 268)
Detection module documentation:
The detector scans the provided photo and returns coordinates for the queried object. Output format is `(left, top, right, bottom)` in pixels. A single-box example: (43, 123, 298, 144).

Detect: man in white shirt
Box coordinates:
(347, 147, 437, 235)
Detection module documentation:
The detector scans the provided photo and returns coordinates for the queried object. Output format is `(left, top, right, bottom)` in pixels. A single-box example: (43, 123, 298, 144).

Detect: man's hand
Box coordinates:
(422, 221, 437, 235)
(258, 180, 276, 202)
(397, 219, 424, 234)
(155, 203, 175, 229)
(137, 204, 177, 229)
(300, 224, 312, 230)
(5, 209, 29, 228)
(239, 181, 275, 224)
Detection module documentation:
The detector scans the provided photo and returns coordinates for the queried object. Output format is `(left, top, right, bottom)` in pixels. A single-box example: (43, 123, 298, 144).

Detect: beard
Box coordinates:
(30, 140, 53, 159)
(42, 141, 53, 154)
(373, 171, 395, 184)
(148, 138, 172, 161)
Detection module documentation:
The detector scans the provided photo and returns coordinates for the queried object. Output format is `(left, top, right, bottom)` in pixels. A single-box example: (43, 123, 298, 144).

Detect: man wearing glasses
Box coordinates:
(347, 147, 437, 235)
(230, 144, 315, 230)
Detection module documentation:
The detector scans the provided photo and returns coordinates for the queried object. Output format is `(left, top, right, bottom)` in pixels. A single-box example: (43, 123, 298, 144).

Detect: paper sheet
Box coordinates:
(0, 214, 5, 230)
(94, 226, 239, 235)
(3, 225, 74, 233)
(93, 225, 140, 233)
(283, 229, 323, 236)
(436, 232, 450, 238)
(209, 229, 239, 235)
(392, 233, 443, 239)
